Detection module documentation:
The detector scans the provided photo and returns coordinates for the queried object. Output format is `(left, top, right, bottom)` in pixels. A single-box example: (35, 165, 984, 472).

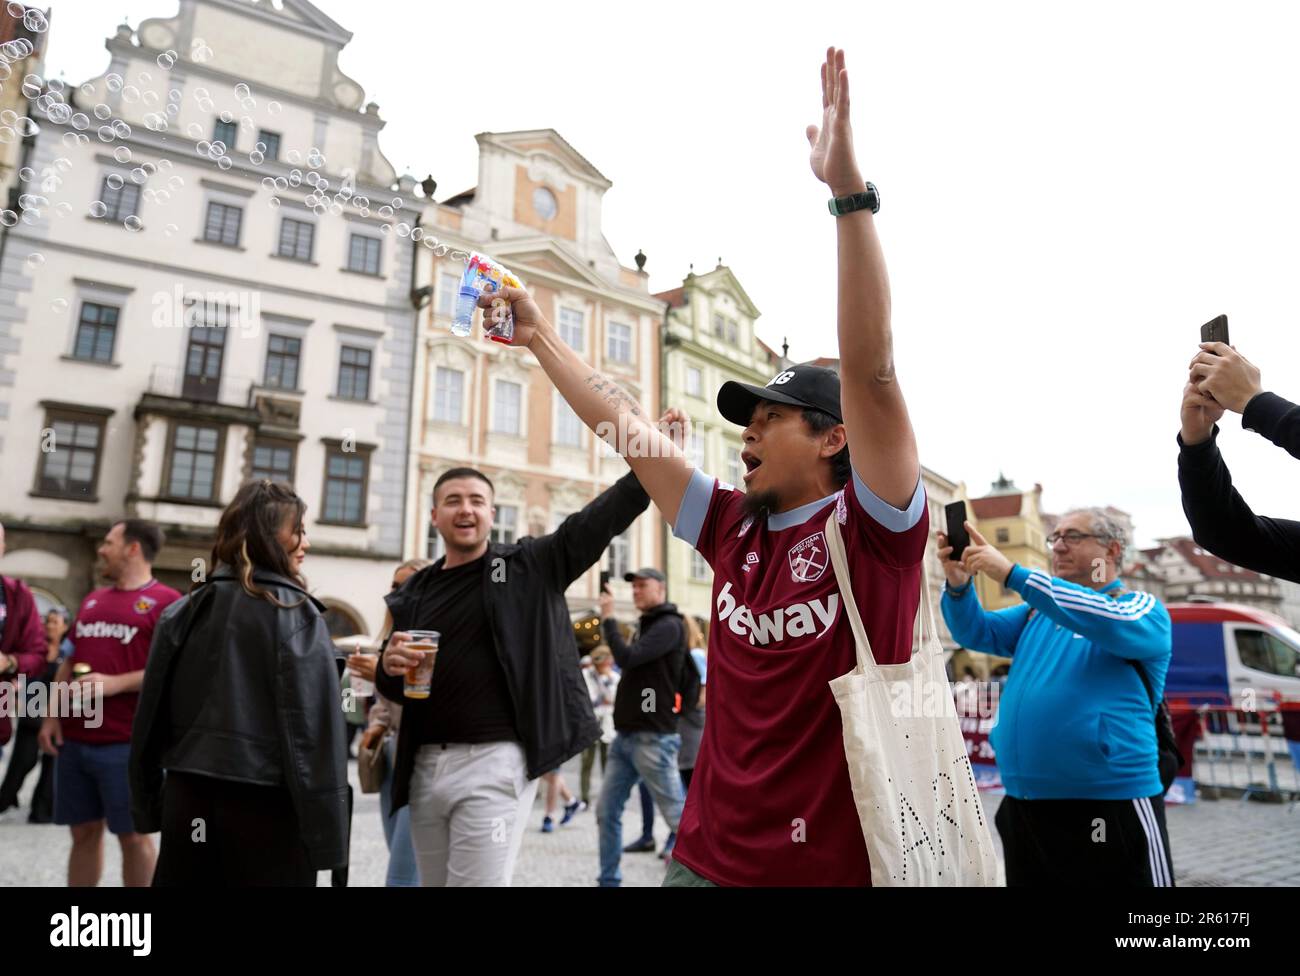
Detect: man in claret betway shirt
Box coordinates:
(477, 47, 925, 885)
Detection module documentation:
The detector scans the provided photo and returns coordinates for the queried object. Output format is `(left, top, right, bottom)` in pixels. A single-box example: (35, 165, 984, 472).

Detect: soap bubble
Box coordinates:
(286, 148, 301, 164)
(113, 146, 132, 163)
(168, 175, 185, 191)
(141, 162, 157, 177)
(210, 140, 227, 156)
(380, 224, 391, 236)
(16, 117, 38, 136)
(305, 171, 320, 187)
(268, 101, 282, 115)
(249, 150, 264, 165)
(0, 210, 15, 227)
(130, 167, 148, 184)
(168, 88, 183, 103)
(124, 215, 143, 232)
(219, 109, 233, 124)
(106, 174, 124, 190)
(269, 197, 280, 209)
(240, 98, 255, 112)
(97, 126, 116, 143)
(122, 85, 141, 103)
(105, 73, 123, 93)
(144, 113, 168, 131)
(80, 82, 95, 97)
(196, 140, 211, 155)
(353, 195, 369, 210)
(156, 189, 172, 204)
(157, 50, 177, 70)
(25, 252, 45, 268)
(54, 202, 72, 218)
(20, 209, 41, 225)
(359, 207, 370, 218)
(47, 103, 71, 124)
(18, 166, 34, 182)
(392, 197, 403, 210)
(164, 223, 179, 237)
(94, 103, 112, 120)
(23, 8, 48, 32)
(378, 205, 393, 218)
(287, 170, 301, 187)
(396, 222, 411, 237)
(113, 120, 130, 138)
(71, 113, 89, 130)
(5, 2, 25, 18)
(141, 90, 160, 107)
(51, 298, 68, 312)
(187, 123, 203, 139)
(0, 127, 15, 145)
(89, 201, 108, 218)
(54, 157, 71, 172)
(411, 227, 424, 242)
(21, 78, 41, 99)
(192, 39, 214, 63)
(240, 115, 254, 131)
(273, 177, 288, 191)
(217, 156, 233, 170)
(197, 98, 215, 113)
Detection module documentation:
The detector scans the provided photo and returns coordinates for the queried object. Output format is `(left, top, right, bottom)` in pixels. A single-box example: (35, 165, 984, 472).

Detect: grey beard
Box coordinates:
(740, 489, 781, 521)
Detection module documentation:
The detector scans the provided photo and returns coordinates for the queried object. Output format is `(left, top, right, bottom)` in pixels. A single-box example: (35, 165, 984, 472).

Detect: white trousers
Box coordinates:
(407, 741, 539, 887)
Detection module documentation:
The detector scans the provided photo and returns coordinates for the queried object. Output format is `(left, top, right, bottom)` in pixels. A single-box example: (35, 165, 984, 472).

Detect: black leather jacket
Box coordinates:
(129, 567, 349, 870)
(377, 471, 650, 809)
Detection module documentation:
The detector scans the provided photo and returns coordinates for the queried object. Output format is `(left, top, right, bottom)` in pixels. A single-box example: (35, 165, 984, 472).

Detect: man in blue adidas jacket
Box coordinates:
(938, 508, 1174, 887)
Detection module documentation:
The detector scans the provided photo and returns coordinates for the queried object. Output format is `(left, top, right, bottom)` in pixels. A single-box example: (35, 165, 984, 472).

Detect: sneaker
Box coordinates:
(623, 836, 656, 854)
(659, 831, 677, 860)
(560, 799, 586, 825)
(541, 816, 555, 833)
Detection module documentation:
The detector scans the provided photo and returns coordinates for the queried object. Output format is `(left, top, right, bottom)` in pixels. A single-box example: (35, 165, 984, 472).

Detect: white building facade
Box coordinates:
(0, 0, 418, 638)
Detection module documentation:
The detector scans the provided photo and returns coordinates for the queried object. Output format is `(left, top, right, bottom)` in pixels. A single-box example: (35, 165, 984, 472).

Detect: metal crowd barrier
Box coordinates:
(1170, 697, 1300, 810)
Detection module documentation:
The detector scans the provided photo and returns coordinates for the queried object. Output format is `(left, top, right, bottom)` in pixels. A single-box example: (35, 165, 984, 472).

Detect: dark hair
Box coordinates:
(116, 519, 165, 563)
(801, 408, 852, 489)
(206, 480, 308, 607)
(433, 467, 494, 505)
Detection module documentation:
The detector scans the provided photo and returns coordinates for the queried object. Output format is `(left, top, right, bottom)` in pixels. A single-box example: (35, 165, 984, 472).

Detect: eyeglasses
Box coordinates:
(1046, 531, 1107, 547)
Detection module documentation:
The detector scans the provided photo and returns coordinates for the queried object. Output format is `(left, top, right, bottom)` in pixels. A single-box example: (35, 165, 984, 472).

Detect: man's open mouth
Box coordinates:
(742, 451, 762, 482)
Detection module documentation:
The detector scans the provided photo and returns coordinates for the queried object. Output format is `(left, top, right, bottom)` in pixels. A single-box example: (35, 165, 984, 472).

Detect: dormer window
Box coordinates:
(533, 186, 558, 221)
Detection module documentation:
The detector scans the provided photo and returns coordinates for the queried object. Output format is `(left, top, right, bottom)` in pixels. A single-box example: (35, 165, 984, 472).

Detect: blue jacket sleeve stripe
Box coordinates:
(1023, 572, 1158, 620)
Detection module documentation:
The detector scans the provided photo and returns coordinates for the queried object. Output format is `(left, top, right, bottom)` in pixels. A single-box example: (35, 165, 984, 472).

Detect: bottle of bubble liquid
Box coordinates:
(451, 252, 521, 343)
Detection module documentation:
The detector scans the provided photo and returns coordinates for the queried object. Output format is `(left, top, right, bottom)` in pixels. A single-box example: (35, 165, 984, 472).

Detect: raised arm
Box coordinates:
(480, 290, 695, 527)
(809, 47, 919, 509)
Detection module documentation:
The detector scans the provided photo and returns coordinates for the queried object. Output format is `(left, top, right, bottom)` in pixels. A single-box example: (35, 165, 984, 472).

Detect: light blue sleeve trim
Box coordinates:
(851, 468, 926, 533)
(671, 467, 715, 549)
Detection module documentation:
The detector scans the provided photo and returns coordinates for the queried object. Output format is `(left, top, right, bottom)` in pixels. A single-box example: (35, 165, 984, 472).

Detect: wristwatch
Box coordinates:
(828, 182, 880, 216)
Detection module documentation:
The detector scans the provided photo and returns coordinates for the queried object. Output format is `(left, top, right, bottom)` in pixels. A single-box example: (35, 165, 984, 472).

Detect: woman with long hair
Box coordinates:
(130, 480, 349, 885)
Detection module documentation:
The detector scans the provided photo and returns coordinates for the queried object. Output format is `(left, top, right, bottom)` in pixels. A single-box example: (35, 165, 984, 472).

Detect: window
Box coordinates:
(257, 130, 281, 160)
(491, 504, 518, 545)
(203, 201, 242, 246)
(712, 313, 726, 339)
(72, 302, 119, 362)
(250, 439, 295, 485)
(688, 432, 706, 469)
(726, 446, 743, 487)
(322, 446, 369, 524)
(167, 424, 221, 501)
(277, 217, 314, 262)
(555, 394, 583, 447)
(347, 234, 382, 275)
(264, 334, 301, 390)
(558, 307, 584, 351)
(437, 271, 460, 317)
(607, 322, 632, 364)
(996, 528, 1010, 544)
(727, 319, 738, 343)
(433, 366, 464, 424)
(691, 550, 710, 581)
(37, 410, 105, 498)
(337, 346, 372, 400)
(425, 515, 445, 561)
(99, 177, 140, 222)
(685, 365, 702, 397)
(1236, 630, 1300, 678)
(213, 119, 237, 150)
(607, 529, 631, 580)
(493, 380, 522, 435)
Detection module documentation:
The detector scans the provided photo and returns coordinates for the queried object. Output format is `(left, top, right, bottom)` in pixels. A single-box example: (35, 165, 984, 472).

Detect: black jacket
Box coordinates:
(604, 601, 686, 735)
(1178, 391, 1300, 583)
(129, 568, 350, 871)
(376, 471, 650, 809)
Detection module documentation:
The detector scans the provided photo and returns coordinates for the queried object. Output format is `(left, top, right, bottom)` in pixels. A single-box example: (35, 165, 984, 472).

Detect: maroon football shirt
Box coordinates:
(670, 467, 928, 886)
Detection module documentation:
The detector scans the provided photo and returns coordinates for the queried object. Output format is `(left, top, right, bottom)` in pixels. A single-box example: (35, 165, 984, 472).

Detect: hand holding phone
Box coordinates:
(1200, 314, 1229, 346)
(599, 570, 611, 594)
(944, 501, 971, 561)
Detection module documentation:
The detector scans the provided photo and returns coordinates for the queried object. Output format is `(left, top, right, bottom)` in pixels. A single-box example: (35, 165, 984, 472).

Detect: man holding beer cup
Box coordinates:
(375, 448, 666, 886)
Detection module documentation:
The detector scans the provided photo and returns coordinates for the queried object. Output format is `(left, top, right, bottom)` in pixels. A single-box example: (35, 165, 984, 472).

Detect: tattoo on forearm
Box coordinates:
(584, 371, 643, 418)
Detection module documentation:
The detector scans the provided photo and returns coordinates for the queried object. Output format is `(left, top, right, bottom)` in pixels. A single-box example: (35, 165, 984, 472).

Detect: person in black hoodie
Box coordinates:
(595, 567, 686, 887)
(1180, 340, 1300, 581)
(130, 480, 349, 885)
(376, 456, 657, 887)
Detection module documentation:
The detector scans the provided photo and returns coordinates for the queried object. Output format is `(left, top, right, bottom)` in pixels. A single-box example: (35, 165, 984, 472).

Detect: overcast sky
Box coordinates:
(40, 0, 1300, 548)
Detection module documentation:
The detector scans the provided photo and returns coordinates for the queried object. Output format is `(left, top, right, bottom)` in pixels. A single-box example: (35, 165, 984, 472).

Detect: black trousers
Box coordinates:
(994, 793, 1175, 887)
(0, 721, 49, 815)
(153, 771, 316, 886)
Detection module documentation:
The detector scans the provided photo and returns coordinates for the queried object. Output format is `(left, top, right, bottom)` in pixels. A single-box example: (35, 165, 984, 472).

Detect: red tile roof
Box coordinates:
(654, 287, 686, 308)
(1161, 537, 1264, 581)
(971, 494, 1022, 519)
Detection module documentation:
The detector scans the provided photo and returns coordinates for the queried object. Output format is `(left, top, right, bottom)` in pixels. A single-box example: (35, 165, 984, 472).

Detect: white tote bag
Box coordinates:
(825, 513, 1003, 886)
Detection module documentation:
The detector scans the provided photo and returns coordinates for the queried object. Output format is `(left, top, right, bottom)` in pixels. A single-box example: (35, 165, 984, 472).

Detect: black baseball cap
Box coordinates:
(623, 567, 666, 583)
(717, 362, 842, 427)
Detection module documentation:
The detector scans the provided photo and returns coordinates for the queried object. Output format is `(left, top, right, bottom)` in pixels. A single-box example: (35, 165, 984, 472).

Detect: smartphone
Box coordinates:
(1200, 314, 1229, 346)
(944, 501, 971, 561)
(599, 570, 611, 594)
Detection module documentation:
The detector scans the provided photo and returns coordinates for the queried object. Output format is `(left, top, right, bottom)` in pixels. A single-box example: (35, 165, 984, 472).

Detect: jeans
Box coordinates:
(379, 737, 419, 887)
(596, 731, 684, 887)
